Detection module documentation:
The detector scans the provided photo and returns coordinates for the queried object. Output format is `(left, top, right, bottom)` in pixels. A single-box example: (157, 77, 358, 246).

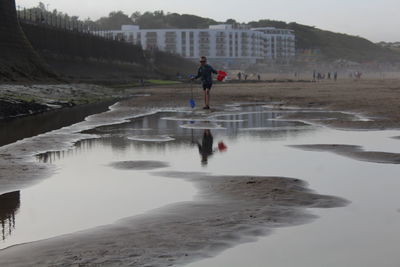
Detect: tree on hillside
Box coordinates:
(248, 19, 288, 29)
(163, 13, 217, 28)
(96, 11, 133, 30)
(225, 19, 237, 26)
(131, 11, 141, 23)
(134, 11, 167, 28)
(93, 10, 218, 29)
(37, 2, 46, 11)
(131, 11, 218, 29)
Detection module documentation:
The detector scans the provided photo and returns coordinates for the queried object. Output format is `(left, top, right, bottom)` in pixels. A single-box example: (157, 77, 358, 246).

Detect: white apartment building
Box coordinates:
(250, 27, 296, 61)
(102, 24, 295, 65)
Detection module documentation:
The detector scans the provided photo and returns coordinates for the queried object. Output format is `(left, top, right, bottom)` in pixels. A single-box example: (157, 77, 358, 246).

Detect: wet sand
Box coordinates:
(123, 78, 400, 130)
(291, 144, 400, 164)
(0, 172, 347, 266)
(2, 78, 400, 129)
(1, 78, 400, 265)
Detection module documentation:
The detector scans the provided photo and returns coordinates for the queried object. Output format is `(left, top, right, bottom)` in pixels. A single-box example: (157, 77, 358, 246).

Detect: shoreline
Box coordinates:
(0, 83, 147, 121)
(2, 78, 400, 129)
(0, 100, 117, 147)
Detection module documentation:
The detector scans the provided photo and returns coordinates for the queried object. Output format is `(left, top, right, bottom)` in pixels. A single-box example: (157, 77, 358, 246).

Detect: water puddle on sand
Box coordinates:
(1, 104, 400, 266)
(0, 144, 195, 249)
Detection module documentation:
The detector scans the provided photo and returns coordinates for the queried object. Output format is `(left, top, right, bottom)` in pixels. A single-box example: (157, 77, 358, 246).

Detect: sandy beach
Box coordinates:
(132, 78, 400, 129)
(1, 78, 400, 266)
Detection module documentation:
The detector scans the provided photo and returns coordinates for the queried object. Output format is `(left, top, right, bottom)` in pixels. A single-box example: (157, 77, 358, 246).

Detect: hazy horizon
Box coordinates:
(16, 0, 399, 43)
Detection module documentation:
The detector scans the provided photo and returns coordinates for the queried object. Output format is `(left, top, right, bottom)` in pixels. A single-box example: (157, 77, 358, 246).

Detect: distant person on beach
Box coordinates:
(257, 74, 261, 81)
(334, 72, 338, 81)
(313, 70, 316, 81)
(244, 74, 248, 81)
(192, 56, 217, 110)
(237, 72, 242, 80)
(354, 71, 362, 80)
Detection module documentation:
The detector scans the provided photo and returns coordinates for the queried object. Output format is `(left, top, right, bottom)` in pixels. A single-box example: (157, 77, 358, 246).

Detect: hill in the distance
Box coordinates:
(94, 10, 400, 63)
(250, 20, 400, 63)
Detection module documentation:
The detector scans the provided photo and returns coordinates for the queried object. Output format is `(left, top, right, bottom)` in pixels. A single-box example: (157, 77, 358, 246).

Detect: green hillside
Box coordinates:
(133, 11, 218, 29)
(249, 20, 400, 62)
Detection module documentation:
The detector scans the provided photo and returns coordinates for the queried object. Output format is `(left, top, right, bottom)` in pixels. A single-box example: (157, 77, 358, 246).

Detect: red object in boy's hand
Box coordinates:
(217, 71, 227, 81)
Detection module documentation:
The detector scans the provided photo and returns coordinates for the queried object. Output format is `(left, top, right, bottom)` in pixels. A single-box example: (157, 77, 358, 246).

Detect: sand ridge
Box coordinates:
(0, 172, 348, 266)
(290, 144, 400, 164)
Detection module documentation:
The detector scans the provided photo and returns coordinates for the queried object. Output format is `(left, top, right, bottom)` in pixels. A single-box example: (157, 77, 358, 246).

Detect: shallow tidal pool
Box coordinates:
(1, 104, 400, 267)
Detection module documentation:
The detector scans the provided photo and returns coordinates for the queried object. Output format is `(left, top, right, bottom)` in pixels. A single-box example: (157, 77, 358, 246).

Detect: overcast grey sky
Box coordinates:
(16, 0, 399, 42)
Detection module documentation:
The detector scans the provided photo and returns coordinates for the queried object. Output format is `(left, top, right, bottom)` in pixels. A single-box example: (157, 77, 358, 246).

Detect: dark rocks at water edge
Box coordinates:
(0, 83, 139, 120)
(0, 98, 77, 119)
(0, 99, 49, 119)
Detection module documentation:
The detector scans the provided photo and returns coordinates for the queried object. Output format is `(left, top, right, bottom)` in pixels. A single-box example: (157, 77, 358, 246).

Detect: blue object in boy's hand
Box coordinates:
(189, 74, 195, 80)
(190, 98, 196, 108)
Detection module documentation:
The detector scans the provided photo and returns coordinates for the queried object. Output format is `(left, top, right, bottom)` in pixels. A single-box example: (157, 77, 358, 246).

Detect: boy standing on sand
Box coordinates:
(192, 56, 218, 109)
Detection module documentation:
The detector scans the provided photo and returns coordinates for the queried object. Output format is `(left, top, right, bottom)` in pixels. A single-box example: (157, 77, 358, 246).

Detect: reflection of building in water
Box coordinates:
(36, 108, 309, 164)
(37, 150, 64, 163)
(36, 139, 98, 163)
(0, 191, 20, 241)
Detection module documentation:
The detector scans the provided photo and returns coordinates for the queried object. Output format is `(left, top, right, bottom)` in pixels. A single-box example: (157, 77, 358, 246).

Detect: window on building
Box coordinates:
(181, 32, 186, 45)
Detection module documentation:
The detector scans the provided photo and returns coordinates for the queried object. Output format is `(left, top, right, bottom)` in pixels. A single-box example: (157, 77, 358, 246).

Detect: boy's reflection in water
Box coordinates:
(194, 129, 227, 166)
(197, 129, 214, 165)
(197, 129, 214, 166)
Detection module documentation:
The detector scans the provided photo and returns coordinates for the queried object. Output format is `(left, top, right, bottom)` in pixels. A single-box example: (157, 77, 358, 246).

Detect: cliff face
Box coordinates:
(0, 0, 54, 82)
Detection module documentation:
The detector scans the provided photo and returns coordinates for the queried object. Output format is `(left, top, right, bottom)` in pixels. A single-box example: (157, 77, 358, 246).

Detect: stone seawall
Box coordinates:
(21, 23, 147, 64)
(19, 23, 197, 82)
(19, 22, 152, 82)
